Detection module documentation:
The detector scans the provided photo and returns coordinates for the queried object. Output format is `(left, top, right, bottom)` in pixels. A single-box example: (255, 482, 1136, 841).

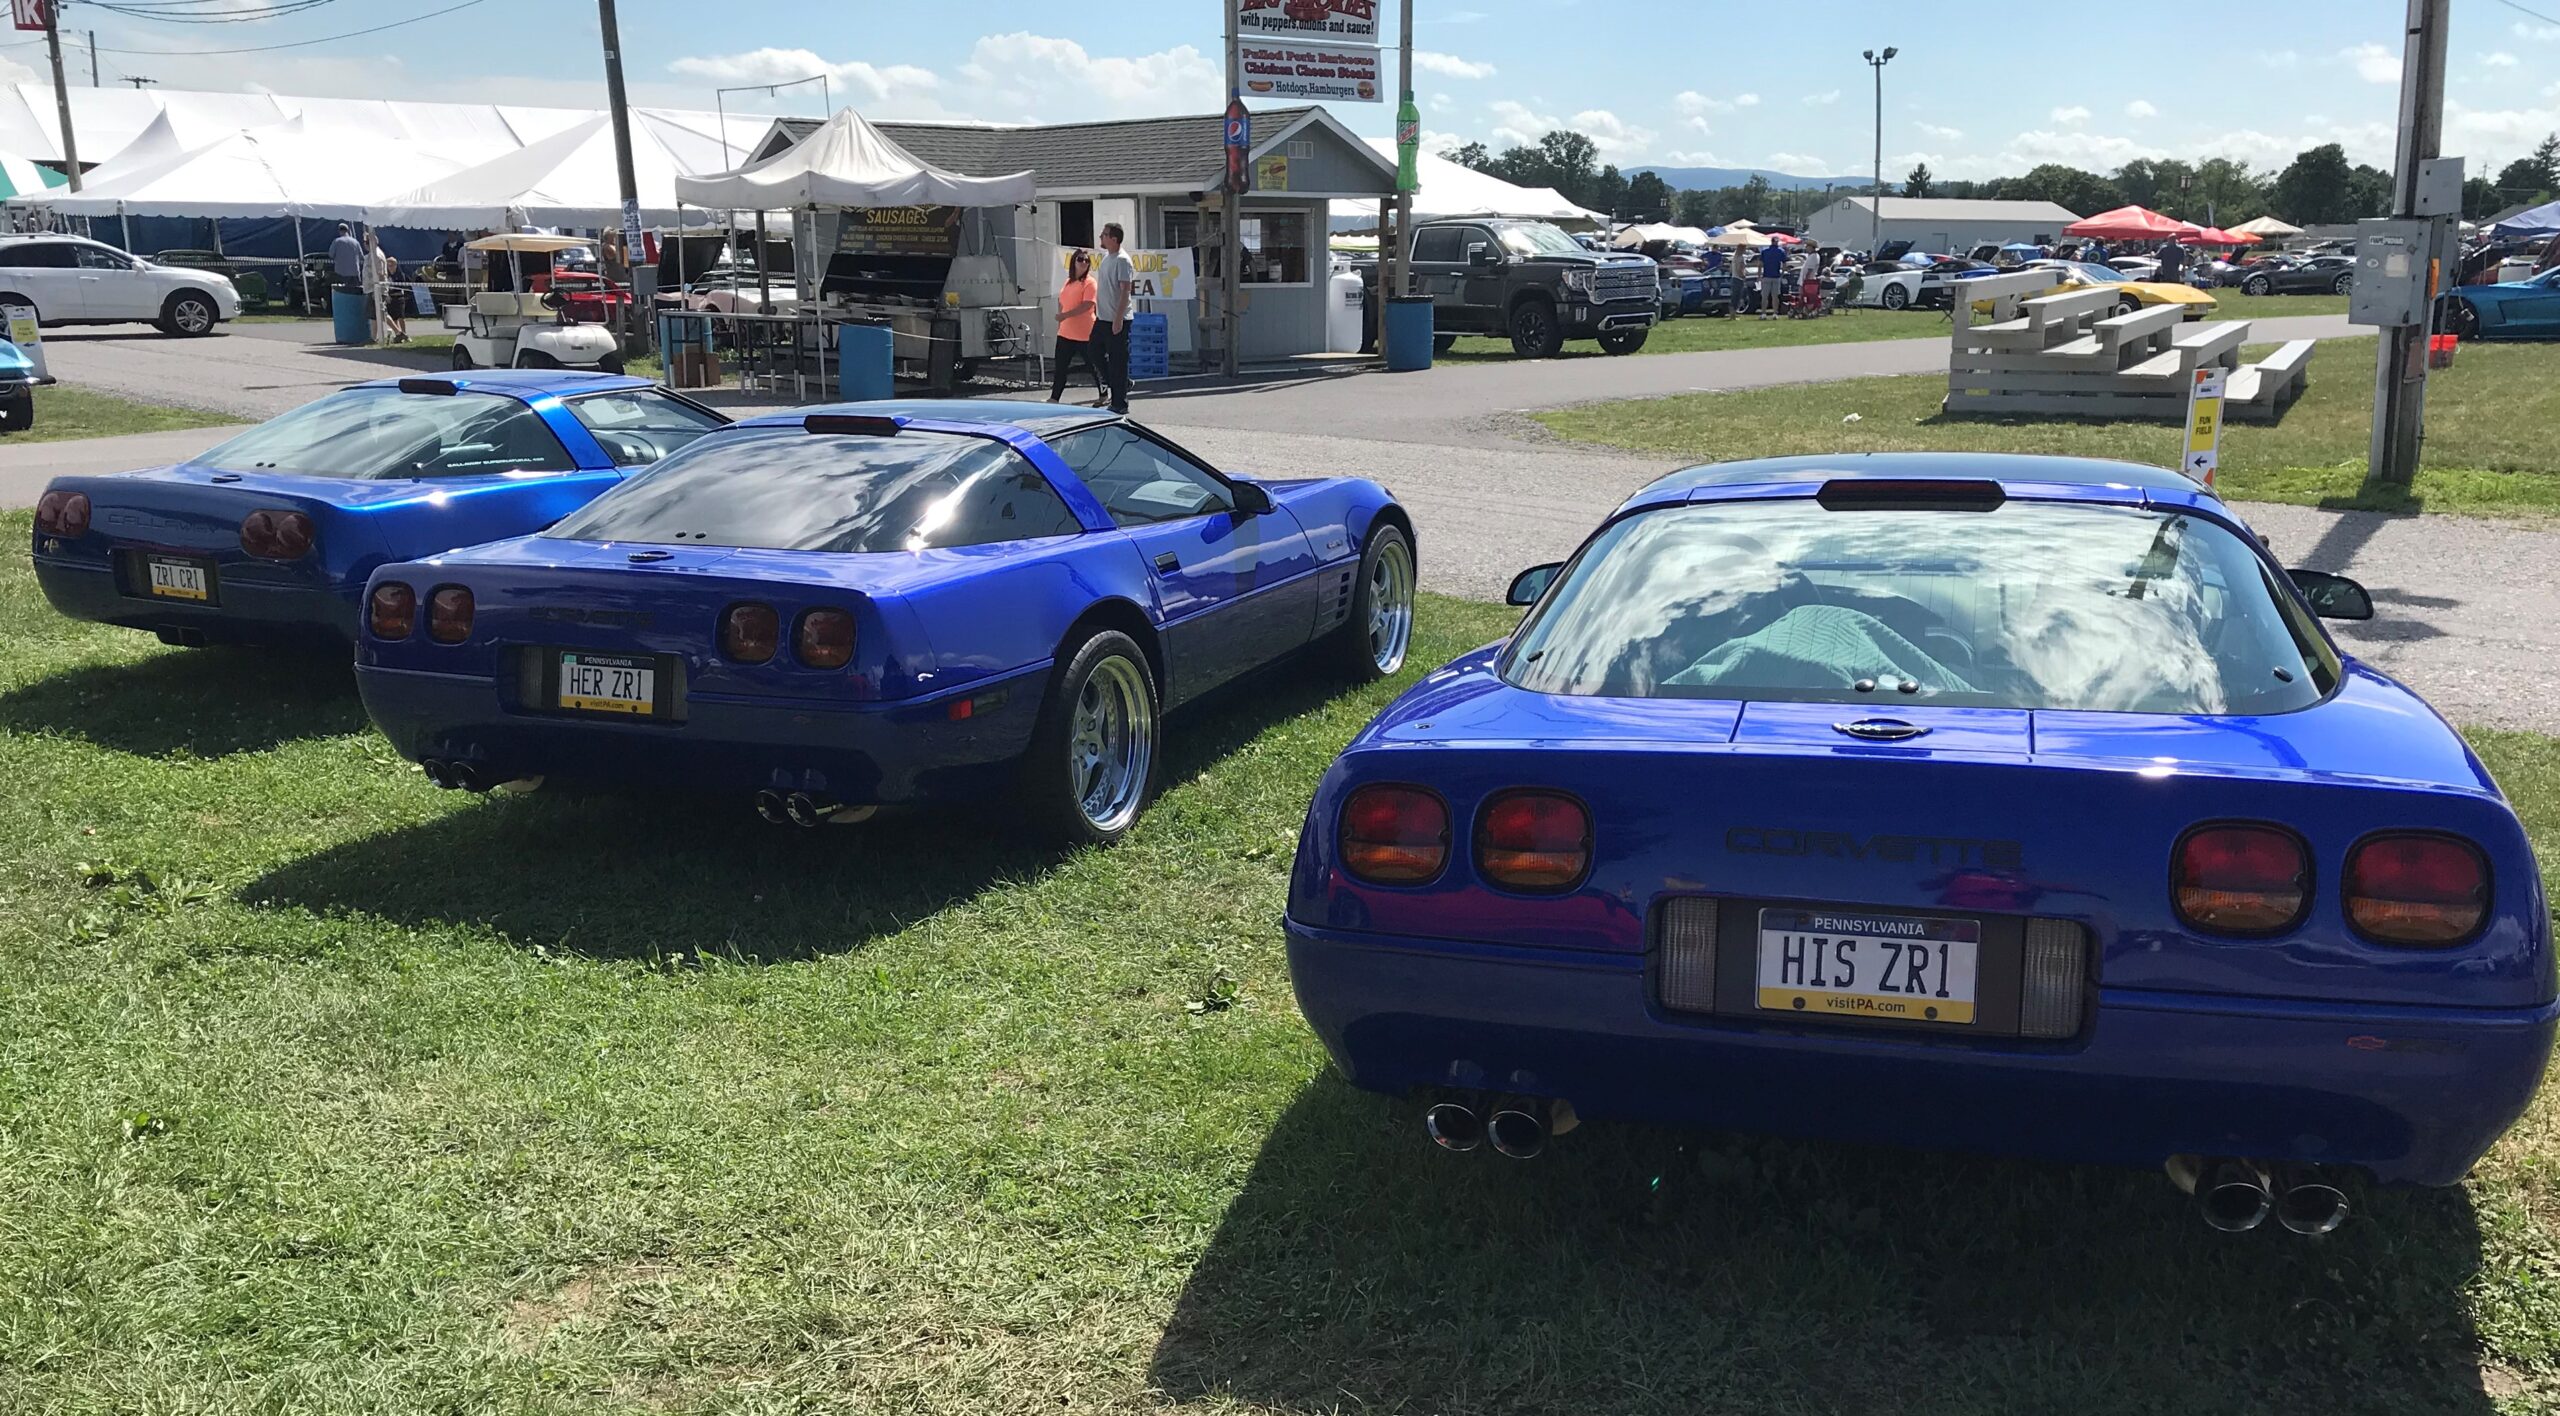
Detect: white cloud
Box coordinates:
(1428, 91, 1453, 112)
(2000, 127, 2164, 170)
(2124, 100, 2158, 119)
(666, 48, 941, 108)
(1674, 91, 1735, 116)
(1486, 99, 1652, 158)
(2050, 105, 2091, 125)
(954, 33, 1220, 120)
(1917, 122, 1964, 141)
(2483, 51, 2520, 69)
(1736, 94, 1760, 108)
(2341, 43, 2403, 85)
(1413, 50, 1496, 80)
(1419, 129, 1467, 156)
(1766, 151, 1830, 172)
(1685, 117, 1713, 136)
(1802, 90, 1840, 106)
(1655, 149, 1725, 167)
(2516, 20, 2560, 41)
(1571, 108, 1656, 159)
(1486, 98, 1554, 149)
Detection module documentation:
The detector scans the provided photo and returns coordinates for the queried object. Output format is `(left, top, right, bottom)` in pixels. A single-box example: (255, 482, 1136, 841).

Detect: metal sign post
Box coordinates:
(2181, 366, 2226, 487)
(2367, 0, 2449, 491)
(1220, 94, 1246, 378)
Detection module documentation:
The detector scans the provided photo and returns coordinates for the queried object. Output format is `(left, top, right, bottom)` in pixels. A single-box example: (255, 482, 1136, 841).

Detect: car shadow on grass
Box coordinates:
(0, 646, 364, 758)
(1151, 1077, 2503, 1415)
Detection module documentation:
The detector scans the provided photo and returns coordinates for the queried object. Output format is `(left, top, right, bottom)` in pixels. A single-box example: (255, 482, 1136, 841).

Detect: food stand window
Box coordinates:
(1238, 211, 1311, 285)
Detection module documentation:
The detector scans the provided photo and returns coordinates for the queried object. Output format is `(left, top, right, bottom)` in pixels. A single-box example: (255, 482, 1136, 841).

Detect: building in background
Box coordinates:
(1806, 196, 2084, 253)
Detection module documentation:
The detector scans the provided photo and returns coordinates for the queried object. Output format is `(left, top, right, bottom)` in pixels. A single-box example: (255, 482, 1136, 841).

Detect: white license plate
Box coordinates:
(1755, 908, 1981, 1026)
(558, 652, 655, 715)
(146, 558, 209, 602)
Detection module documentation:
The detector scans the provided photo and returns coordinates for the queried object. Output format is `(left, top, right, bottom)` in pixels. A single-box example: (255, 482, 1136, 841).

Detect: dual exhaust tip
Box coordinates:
(420, 758, 539, 796)
(752, 790, 875, 828)
(2171, 1155, 2350, 1235)
(1424, 1095, 1554, 1160)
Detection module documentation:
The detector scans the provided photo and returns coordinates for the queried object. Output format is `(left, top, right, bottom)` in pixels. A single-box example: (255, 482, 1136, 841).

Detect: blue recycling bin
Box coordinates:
(330, 289, 368, 345)
(837, 321, 894, 401)
(1383, 297, 1434, 371)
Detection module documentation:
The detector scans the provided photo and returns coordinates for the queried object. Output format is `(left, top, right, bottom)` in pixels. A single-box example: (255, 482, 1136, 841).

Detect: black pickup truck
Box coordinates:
(1407, 218, 1658, 357)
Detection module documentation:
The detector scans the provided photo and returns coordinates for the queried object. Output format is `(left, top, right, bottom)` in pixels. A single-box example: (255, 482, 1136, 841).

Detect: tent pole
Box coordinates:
(118, 204, 129, 254)
(290, 216, 307, 314)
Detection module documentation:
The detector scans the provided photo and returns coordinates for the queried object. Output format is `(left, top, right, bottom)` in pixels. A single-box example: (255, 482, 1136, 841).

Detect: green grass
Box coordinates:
(1535, 339, 2560, 516)
(2209, 290, 2350, 321)
(3, 511, 2558, 1412)
(1446, 307, 1945, 361)
(17, 386, 240, 445)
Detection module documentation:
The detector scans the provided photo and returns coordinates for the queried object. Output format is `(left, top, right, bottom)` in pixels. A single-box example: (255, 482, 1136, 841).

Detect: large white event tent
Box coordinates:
(370, 111, 727, 227)
(672, 107, 1034, 210)
(46, 116, 462, 222)
(1334, 138, 1605, 228)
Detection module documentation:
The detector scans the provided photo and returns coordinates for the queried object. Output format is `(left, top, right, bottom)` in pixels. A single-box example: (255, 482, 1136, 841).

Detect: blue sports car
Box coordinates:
(1286, 453, 2551, 1234)
(30, 371, 727, 648)
(0, 335, 53, 434)
(2445, 266, 2560, 341)
(354, 401, 1416, 844)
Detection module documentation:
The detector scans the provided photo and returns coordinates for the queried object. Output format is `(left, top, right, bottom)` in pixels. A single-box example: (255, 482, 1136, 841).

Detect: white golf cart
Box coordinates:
(445, 234, 625, 374)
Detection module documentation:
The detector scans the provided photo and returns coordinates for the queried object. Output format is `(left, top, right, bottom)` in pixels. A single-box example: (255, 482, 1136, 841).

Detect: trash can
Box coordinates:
(330, 288, 368, 345)
(1383, 297, 1435, 372)
(837, 321, 894, 401)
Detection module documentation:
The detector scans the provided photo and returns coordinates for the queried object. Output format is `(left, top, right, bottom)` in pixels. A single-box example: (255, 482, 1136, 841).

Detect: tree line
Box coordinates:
(1451, 130, 2560, 231)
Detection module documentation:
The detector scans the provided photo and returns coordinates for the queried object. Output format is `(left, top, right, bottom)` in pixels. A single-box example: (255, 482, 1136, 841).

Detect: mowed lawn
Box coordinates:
(3, 512, 2559, 1413)
(14, 385, 239, 445)
(1536, 339, 2560, 516)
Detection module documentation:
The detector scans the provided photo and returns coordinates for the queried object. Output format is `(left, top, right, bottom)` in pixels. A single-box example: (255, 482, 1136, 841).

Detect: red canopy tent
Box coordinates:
(2063, 205, 2192, 239)
(2178, 226, 2261, 246)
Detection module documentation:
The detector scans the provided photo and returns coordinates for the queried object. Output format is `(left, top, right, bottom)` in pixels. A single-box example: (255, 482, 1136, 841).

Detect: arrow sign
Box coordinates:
(2181, 366, 2226, 488)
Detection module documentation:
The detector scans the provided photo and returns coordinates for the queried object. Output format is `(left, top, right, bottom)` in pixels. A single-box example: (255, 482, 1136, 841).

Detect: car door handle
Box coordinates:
(1153, 551, 1181, 572)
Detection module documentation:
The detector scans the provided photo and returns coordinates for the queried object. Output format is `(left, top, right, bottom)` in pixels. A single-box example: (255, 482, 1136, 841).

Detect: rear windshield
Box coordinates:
(1503, 497, 2336, 715)
(544, 426, 1085, 553)
(195, 386, 576, 478)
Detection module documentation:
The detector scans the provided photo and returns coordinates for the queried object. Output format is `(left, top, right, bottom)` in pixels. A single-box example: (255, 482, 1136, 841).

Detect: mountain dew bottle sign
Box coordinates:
(1395, 97, 1420, 193)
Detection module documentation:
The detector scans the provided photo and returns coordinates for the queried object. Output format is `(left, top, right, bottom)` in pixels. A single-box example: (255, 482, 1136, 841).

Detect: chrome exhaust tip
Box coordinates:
(753, 790, 788, 825)
(2198, 1158, 2274, 1233)
(1423, 1100, 1484, 1153)
(2274, 1165, 2350, 1236)
(1487, 1100, 1548, 1160)
(784, 792, 832, 828)
(446, 761, 487, 793)
(421, 758, 450, 789)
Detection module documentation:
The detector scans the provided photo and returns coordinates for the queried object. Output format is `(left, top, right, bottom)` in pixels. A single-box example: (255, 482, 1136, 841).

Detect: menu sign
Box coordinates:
(836, 206, 961, 258)
(1237, 41, 1382, 103)
(1234, 0, 1378, 42)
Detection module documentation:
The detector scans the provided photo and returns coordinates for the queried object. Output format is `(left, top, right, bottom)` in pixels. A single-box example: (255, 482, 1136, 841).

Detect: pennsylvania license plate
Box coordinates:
(557, 651, 655, 715)
(145, 556, 211, 602)
(1755, 908, 1981, 1026)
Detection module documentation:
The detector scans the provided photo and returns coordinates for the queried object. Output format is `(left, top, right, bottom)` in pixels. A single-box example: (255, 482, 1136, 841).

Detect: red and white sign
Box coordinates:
(1234, 0, 1377, 43)
(12, 0, 48, 33)
(1236, 41, 1382, 103)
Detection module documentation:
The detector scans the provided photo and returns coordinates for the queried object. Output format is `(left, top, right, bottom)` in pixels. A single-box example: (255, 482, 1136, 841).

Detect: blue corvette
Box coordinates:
(2445, 266, 2560, 341)
(30, 371, 727, 647)
(1287, 453, 2551, 1233)
(354, 401, 1415, 844)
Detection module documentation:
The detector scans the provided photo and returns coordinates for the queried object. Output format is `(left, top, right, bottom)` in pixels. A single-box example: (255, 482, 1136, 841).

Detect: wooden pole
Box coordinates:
(1220, 1, 1242, 377)
(44, 1, 79, 192)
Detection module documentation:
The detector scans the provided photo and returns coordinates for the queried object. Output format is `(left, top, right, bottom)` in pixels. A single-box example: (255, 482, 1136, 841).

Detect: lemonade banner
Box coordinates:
(1055, 247, 1197, 302)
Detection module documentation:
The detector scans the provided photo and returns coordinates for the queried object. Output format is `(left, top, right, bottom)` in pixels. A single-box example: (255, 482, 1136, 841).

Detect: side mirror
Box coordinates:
(2288, 568, 2373, 621)
(1467, 244, 1497, 268)
(1228, 479, 1273, 517)
(1506, 562, 1562, 607)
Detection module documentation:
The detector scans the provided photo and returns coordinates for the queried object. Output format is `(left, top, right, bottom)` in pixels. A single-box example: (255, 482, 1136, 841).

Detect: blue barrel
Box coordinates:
(837, 321, 894, 401)
(330, 289, 368, 345)
(1384, 297, 1435, 371)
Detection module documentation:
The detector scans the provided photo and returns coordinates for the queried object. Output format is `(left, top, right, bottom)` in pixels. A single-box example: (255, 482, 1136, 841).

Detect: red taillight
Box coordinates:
(426, 585, 474, 644)
(2346, 833, 2489, 945)
(2173, 823, 2309, 935)
(369, 581, 416, 639)
(1476, 790, 1593, 892)
(240, 508, 315, 560)
(720, 603, 779, 663)
(795, 608, 855, 669)
(1340, 785, 1449, 885)
(35, 490, 89, 537)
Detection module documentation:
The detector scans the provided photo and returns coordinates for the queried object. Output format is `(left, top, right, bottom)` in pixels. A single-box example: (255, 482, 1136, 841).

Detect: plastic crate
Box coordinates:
(1128, 311, 1170, 379)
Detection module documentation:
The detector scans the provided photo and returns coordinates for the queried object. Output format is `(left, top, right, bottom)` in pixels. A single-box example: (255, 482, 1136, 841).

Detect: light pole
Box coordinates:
(1862, 46, 1896, 250)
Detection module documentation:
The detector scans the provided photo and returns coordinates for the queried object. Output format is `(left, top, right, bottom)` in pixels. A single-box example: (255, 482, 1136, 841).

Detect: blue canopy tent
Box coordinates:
(2488, 199, 2560, 243)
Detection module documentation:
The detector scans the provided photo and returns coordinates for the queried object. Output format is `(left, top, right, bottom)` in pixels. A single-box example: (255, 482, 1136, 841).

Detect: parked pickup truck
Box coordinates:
(1408, 218, 1658, 357)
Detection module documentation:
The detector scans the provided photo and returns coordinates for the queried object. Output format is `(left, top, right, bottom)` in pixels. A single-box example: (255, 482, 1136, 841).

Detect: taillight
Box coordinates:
(1475, 790, 1593, 892)
(720, 602, 779, 663)
(1339, 785, 1449, 885)
(2172, 823, 2309, 935)
(240, 508, 316, 560)
(35, 490, 89, 537)
(426, 585, 474, 644)
(2346, 833, 2489, 945)
(369, 581, 416, 639)
(795, 608, 855, 669)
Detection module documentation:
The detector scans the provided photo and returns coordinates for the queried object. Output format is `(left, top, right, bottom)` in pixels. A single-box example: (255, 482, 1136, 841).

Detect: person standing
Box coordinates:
(1048, 249, 1109, 405)
(1093, 222, 1137, 415)
(1756, 238, 1787, 319)
(599, 229, 630, 288)
(2154, 238, 2186, 285)
(330, 222, 363, 292)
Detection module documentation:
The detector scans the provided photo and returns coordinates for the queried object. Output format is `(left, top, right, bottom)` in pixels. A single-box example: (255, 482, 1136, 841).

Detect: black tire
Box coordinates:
(0, 388, 31, 434)
(514, 350, 560, 369)
(160, 291, 219, 337)
(1431, 332, 1456, 355)
(450, 344, 475, 371)
(1597, 329, 1648, 355)
(2115, 295, 2143, 318)
(1507, 297, 1563, 358)
(2449, 299, 2481, 341)
(2241, 275, 2271, 296)
(595, 352, 625, 375)
(1322, 522, 1416, 683)
(2332, 272, 2354, 295)
(1022, 629, 1160, 846)
(0, 292, 34, 325)
(1879, 282, 1911, 311)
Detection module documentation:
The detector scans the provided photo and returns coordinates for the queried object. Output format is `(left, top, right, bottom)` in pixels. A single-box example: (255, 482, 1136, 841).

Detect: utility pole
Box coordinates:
(42, 0, 79, 191)
(1388, 0, 1414, 367)
(1219, 0, 1242, 378)
(1862, 47, 1895, 250)
(2368, 0, 2448, 490)
(86, 31, 96, 87)
(122, 76, 154, 90)
(595, 0, 653, 353)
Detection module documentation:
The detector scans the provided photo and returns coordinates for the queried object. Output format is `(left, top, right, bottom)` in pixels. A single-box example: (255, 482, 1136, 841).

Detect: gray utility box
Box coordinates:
(2350, 218, 2437, 327)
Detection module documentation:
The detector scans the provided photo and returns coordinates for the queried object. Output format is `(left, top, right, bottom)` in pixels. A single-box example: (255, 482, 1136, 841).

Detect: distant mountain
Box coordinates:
(1630, 166, 1864, 193)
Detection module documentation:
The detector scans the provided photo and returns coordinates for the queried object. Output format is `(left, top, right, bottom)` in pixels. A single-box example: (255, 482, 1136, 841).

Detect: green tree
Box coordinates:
(1903, 162, 1934, 198)
(1624, 170, 1674, 219)
(1737, 173, 1775, 221)
(1585, 163, 1629, 218)
(2464, 175, 2503, 220)
(1672, 187, 1720, 228)
(2346, 164, 2392, 219)
(2000, 164, 2124, 216)
(2186, 159, 2266, 226)
(2270, 143, 2356, 225)
(2113, 158, 2192, 212)
(1445, 141, 1491, 173)
(2493, 134, 2558, 200)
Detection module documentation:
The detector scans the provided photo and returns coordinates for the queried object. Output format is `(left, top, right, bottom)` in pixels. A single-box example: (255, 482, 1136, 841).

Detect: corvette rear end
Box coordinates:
(1286, 456, 2553, 1226)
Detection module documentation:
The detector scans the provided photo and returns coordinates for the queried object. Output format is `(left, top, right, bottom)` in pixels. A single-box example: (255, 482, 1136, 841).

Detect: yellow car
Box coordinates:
(2020, 259, 2217, 319)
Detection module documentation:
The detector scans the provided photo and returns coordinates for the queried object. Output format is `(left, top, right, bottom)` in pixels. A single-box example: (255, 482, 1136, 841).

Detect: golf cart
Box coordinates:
(446, 234, 625, 374)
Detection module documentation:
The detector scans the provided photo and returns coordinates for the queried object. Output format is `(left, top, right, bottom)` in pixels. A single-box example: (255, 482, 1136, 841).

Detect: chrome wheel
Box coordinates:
(1367, 536, 1415, 674)
(172, 296, 214, 334)
(1068, 654, 1155, 833)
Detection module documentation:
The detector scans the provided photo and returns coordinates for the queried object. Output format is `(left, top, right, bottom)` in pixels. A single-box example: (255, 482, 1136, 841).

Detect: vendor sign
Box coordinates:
(2182, 366, 2225, 486)
(1055, 247, 1196, 302)
(835, 205, 961, 258)
(1237, 40, 1382, 102)
(1233, 0, 1377, 42)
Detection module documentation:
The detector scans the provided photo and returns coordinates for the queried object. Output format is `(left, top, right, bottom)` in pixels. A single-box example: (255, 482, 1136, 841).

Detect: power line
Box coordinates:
(2486, 0, 2560, 31)
(50, 0, 488, 56)
(87, 1, 343, 24)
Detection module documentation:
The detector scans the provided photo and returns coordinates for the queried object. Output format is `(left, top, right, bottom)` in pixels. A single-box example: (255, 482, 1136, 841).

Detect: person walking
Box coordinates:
(361, 232, 408, 344)
(1048, 248, 1109, 405)
(1093, 222, 1137, 415)
(1756, 238, 1787, 319)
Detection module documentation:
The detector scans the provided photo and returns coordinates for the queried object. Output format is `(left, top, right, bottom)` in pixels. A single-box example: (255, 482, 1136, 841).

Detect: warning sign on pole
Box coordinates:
(2181, 365, 2226, 486)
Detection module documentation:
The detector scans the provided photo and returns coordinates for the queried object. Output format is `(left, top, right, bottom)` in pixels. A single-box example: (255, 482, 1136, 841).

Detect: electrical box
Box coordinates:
(2415, 157, 2464, 218)
(2350, 219, 2433, 327)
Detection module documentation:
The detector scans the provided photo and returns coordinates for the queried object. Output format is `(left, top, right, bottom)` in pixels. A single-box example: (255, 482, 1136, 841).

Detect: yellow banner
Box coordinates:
(1757, 987, 1976, 1025)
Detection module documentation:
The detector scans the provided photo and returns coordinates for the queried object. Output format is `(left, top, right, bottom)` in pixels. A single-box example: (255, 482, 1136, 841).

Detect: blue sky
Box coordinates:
(31, 0, 2560, 179)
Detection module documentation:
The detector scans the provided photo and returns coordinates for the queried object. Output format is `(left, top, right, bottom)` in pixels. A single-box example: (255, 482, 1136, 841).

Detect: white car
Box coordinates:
(0, 235, 239, 335)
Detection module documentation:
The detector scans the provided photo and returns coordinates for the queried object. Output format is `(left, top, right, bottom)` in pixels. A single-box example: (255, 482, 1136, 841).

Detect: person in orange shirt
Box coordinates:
(1049, 249, 1109, 405)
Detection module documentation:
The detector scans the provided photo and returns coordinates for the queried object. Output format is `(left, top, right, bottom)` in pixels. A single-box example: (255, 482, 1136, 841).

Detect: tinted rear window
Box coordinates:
(545, 427, 1085, 553)
(195, 386, 576, 478)
(1503, 497, 2336, 715)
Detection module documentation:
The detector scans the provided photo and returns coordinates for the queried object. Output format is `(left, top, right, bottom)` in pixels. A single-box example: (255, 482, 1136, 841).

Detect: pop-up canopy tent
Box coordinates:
(2064, 205, 2194, 240)
(2229, 214, 2303, 239)
(673, 107, 1032, 210)
(2179, 225, 2260, 246)
(2489, 199, 2560, 242)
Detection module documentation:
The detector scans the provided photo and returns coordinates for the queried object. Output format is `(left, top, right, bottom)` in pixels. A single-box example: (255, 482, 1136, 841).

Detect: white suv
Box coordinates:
(0, 235, 240, 336)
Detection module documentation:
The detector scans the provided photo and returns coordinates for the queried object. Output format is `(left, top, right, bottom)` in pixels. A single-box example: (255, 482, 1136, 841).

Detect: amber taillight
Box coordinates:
(34, 490, 90, 538)
(1340, 785, 1450, 885)
(720, 603, 779, 663)
(240, 508, 316, 560)
(795, 609, 856, 669)
(426, 585, 474, 644)
(369, 581, 416, 639)
(2172, 824, 2309, 936)
(2345, 833, 2489, 946)
(1475, 791, 1593, 892)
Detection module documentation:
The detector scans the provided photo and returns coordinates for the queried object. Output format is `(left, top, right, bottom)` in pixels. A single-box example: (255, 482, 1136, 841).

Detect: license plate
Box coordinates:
(557, 651, 655, 715)
(1755, 908, 1981, 1026)
(145, 557, 210, 602)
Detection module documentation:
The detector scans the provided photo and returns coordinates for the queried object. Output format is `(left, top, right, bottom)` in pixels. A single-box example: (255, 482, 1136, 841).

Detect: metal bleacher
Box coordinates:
(1944, 269, 2313, 424)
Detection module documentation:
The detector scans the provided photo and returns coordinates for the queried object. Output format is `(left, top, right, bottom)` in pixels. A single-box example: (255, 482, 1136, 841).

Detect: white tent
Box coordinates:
(673, 107, 1033, 210)
(1611, 222, 1712, 248)
(1702, 227, 1771, 248)
(39, 117, 461, 221)
(371, 112, 713, 227)
(1335, 139, 1606, 228)
(2230, 215, 2303, 238)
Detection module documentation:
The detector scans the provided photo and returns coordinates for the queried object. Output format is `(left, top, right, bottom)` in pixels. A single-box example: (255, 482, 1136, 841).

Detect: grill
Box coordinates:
(1592, 263, 1656, 304)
